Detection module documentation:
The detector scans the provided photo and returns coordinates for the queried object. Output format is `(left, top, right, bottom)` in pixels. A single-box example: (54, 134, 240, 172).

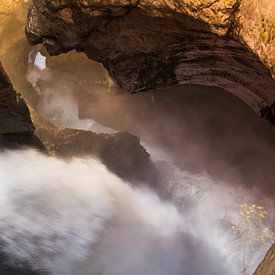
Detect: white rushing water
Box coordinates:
(0, 149, 273, 275)
(0, 3, 274, 274)
(22, 51, 275, 275)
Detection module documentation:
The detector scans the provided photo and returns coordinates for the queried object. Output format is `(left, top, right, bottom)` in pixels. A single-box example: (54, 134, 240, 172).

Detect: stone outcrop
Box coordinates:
(25, 0, 275, 122)
(0, 62, 45, 149)
(0, 4, 158, 185)
(254, 243, 275, 275)
(31, 111, 157, 184)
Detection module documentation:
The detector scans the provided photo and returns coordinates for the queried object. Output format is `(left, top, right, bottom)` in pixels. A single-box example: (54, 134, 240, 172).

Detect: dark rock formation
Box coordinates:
(32, 113, 157, 184)
(260, 102, 275, 126)
(0, 62, 45, 150)
(254, 243, 275, 275)
(26, 0, 275, 118)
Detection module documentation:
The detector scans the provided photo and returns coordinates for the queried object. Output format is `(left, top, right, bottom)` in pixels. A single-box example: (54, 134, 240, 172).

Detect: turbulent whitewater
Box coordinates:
(0, 149, 273, 275)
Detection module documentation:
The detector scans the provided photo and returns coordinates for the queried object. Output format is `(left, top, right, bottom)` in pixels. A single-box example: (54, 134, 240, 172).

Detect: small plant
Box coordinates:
(232, 204, 274, 274)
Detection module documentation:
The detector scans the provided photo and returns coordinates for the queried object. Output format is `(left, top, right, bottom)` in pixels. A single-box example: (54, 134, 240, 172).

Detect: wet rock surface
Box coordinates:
(0, 62, 45, 150)
(32, 113, 157, 184)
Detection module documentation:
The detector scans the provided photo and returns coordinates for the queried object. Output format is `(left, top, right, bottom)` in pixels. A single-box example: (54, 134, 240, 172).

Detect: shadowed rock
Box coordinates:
(260, 102, 275, 126)
(32, 113, 158, 184)
(0, 62, 45, 150)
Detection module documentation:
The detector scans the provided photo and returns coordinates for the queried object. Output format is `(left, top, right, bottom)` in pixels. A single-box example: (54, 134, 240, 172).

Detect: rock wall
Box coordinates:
(254, 243, 275, 275)
(0, 62, 45, 149)
(25, 0, 275, 121)
(0, 1, 157, 185)
(31, 111, 157, 184)
(0, 54, 156, 185)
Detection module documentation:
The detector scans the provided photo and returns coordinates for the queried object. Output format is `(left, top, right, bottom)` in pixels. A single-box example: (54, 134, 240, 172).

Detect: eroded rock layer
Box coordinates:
(26, 0, 275, 121)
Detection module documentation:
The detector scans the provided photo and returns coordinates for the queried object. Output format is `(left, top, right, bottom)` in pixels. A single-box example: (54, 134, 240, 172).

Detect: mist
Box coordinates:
(26, 54, 115, 134)
(0, 149, 224, 275)
(0, 149, 273, 275)
(0, 2, 275, 274)
(24, 50, 275, 274)
(25, 51, 275, 196)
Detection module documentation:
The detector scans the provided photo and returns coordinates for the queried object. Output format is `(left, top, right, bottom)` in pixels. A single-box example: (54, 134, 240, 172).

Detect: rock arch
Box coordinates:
(26, 0, 275, 122)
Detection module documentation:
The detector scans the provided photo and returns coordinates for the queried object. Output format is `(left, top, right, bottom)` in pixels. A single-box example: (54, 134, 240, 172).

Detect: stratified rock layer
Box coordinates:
(28, 0, 272, 75)
(26, 0, 275, 121)
(254, 243, 275, 275)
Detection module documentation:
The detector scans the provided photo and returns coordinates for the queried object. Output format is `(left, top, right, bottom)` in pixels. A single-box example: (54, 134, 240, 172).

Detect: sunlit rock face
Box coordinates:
(233, 0, 275, 79)
(254, 243, 275, 275)
(26, 0, 275, 120)
(0, 0, 28, 15)
(0, 0, 29, 36)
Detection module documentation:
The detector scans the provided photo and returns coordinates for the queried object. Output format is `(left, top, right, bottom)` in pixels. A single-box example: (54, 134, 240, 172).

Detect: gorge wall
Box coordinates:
(23, 2, 275, 271)
(0, 1, 274, 274)
(0, 1, 157, 184)
(26, 0, 275, 123)
(0, 62, 44, 149)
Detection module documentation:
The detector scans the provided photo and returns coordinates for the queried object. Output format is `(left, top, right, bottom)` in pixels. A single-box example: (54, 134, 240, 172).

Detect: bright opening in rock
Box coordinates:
(33, 52, 46, 71)
(0, 1, 274, 275)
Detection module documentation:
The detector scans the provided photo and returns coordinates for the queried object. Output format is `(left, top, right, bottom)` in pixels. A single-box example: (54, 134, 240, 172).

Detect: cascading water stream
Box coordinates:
(23, 48, 275, 275)
(0, 2, 274, 275)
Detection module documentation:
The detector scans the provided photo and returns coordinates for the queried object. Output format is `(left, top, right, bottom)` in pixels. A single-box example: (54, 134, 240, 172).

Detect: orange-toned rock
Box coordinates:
(254, 243, 275, 275)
